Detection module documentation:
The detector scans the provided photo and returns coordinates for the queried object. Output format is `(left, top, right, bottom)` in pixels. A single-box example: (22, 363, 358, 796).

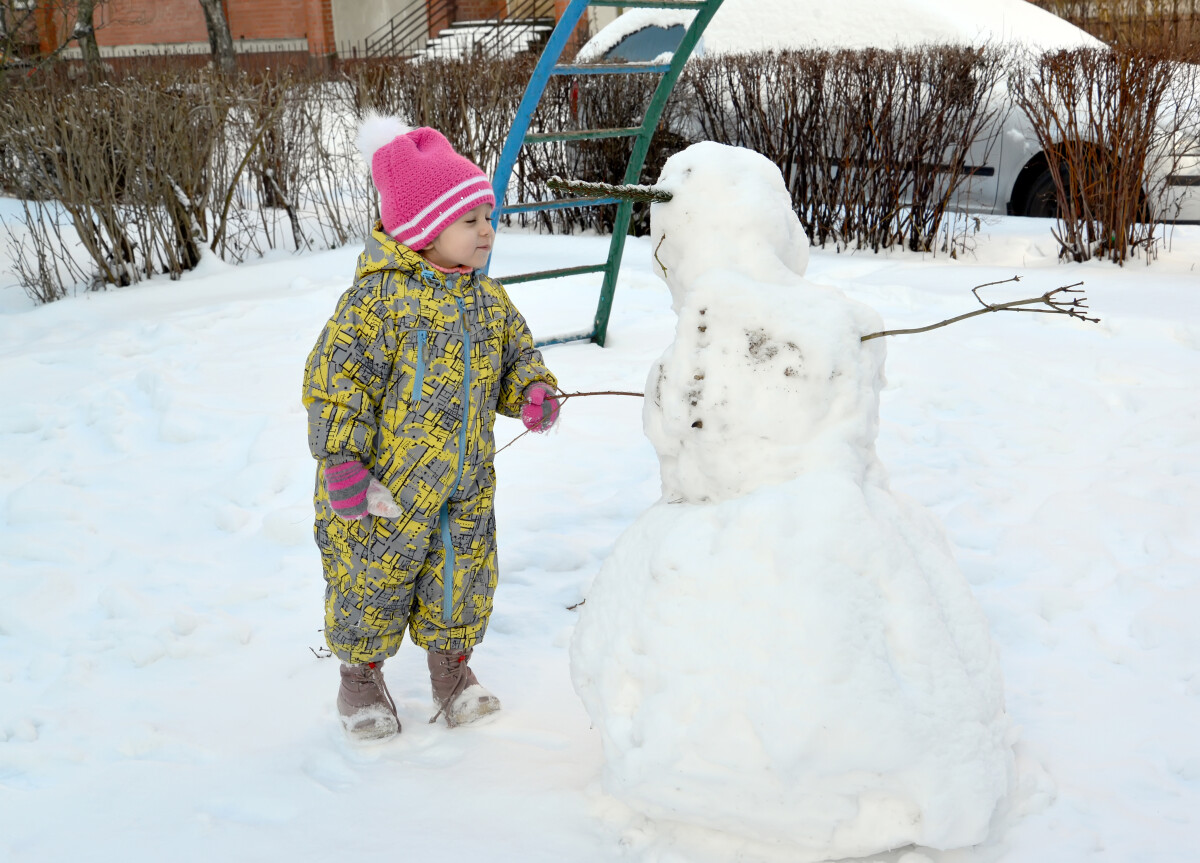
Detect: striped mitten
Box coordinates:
(324, 460, 370, 521)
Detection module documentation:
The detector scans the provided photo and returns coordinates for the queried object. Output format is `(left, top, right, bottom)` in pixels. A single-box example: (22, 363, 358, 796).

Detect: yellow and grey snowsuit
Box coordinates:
(303, 227, 556, 664)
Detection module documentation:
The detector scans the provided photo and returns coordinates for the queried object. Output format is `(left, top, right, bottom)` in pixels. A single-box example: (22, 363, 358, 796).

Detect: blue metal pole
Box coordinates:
(486, 0, 592, 258)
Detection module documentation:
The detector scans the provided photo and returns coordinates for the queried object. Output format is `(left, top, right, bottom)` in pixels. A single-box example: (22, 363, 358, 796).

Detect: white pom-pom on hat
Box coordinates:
(356, 112, 413, 167)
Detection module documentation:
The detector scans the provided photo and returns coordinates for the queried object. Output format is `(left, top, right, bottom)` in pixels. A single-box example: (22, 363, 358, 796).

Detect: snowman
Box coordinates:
(569, 142, 1015, 861)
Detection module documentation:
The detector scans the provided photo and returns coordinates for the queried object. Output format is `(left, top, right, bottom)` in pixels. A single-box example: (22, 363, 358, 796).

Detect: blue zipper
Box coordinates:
(440, 501, 454, 623)
(442, 295, 471, 624)
(412, 329, 427, 407)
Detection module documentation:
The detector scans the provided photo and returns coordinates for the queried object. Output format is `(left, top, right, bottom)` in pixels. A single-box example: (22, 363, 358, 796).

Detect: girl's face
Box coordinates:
(420, 204, 495, 270)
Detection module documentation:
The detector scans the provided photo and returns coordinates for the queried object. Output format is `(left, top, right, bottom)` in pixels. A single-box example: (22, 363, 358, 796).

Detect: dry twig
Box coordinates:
(654, 234, 670, 279)
(861, 276, 1099, 341)
(495, 389, 644, 455)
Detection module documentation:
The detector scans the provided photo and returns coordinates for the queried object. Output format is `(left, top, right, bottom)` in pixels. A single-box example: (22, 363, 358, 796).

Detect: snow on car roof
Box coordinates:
(578, 0, 1102, 60)
(576, 9, 695, 62)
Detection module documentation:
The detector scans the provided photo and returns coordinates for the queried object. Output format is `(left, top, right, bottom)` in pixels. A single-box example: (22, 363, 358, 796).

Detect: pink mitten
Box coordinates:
(325, 460, 370, 521)
(326, 462, 404, 521)
(520, 382, 561, 433)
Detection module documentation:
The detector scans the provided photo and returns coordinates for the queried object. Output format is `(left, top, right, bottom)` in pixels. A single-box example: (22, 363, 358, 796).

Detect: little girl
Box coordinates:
(302, 115, 561, 741)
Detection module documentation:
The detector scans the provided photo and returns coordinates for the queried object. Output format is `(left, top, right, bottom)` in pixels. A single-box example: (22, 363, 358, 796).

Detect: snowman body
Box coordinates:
(569, 143, 1013, 859)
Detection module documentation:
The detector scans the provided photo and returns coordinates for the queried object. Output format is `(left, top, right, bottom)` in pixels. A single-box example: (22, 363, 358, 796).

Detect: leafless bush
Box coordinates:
(7, 43, 1194, 303)
(684, 46, 1007, 253)
(343, 56, 534, 178)
(282, 77, 378, 251)
(1034, 0, 1200, 59)
(0, 64, 378, 300)
(1009, 46, 1200, 263)
(0, 67, 233, 298)
(211, 70, 367, 260)
(339, 56, 688, 236)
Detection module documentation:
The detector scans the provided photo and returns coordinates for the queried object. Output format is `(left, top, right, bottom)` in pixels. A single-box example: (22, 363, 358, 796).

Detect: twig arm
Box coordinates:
(862, 280, 1098, 341)
(971, 275, 1023, 308)
(547, 176, 673, 204)
(557, 390, 645, 400)
(494, 390, 645, 455)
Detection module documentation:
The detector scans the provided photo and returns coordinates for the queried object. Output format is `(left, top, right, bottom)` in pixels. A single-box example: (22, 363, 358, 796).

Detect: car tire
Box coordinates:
(1022, 167, 1061, 219)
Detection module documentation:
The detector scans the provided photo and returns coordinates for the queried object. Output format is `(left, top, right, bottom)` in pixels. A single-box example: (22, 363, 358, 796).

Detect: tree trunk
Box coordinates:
(75, 0, 103, 77)
(197, 0, 237, 76)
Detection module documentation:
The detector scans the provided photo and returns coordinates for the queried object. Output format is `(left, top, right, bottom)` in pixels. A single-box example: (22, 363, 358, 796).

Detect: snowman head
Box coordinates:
(651, 142, 810, 307)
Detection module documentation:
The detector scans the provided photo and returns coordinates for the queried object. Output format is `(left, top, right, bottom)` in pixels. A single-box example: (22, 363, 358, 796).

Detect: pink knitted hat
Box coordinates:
(356, 114, 495, 250)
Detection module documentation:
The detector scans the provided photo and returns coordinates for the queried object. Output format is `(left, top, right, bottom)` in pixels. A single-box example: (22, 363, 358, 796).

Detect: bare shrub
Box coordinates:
(343, 56, 690, 236)
(10, 43, 1194, 302)
(684, 46, 1007, 253)
(343, 56, 535, 178)
(1009, 46, 1200, 263)
(280, 76, 378, 251)
(340, 56, 540, 234)
(0, 66, 234, 297)
(204, 68, 378, 263)
(1034, 0, 1200, 59)
(0, 63, 378, 300)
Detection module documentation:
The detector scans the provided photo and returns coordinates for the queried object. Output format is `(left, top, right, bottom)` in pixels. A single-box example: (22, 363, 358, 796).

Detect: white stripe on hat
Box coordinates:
(400, 187, 496, 249)
(392, 175, 494, 237)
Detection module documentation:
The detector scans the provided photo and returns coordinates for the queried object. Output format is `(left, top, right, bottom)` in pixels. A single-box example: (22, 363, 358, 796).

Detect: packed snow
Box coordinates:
(2, 179, 1200, 863)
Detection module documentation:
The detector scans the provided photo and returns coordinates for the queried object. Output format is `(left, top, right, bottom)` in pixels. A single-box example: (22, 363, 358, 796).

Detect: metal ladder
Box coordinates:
(485, 0, 725, 347)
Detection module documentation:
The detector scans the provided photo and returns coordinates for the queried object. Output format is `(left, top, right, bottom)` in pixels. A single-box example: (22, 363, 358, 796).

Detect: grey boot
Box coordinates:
(337, 661, 400, 741)
(427, 648, 501, 728)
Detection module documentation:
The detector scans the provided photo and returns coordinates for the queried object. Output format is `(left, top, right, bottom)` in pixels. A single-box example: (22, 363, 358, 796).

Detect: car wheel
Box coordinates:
(1022, 167, 1061, 219)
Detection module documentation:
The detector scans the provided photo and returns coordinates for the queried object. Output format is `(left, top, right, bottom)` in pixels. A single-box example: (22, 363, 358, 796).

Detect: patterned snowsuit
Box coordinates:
(303, 226, 556, 664)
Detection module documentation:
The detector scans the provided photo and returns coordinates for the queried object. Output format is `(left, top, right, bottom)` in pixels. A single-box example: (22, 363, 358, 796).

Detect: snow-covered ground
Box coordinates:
(2, 195, 1199, 862)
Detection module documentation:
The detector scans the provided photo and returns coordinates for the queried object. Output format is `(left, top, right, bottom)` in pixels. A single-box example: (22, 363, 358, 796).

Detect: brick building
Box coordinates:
(17, 0, 609, 64)
(30, 0, 333, 59)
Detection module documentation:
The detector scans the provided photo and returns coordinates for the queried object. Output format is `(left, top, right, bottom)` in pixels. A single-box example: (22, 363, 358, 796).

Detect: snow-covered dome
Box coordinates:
(699, 0, 1102, 54)
(578, 0, 1101, 60)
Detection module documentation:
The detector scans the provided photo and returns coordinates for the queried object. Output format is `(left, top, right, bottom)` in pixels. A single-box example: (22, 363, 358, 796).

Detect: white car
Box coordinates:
(578, 0, 1200, 222)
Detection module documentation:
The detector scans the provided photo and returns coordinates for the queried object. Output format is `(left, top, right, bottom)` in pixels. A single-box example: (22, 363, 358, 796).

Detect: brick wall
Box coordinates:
(302, 0, 336, 54)
(458, 1, 507, 19)
(94, 0, 210, 46)
(69, 0, 332, 51)
(430, 1, 507, 36)
(554, 0, 588, 52)
(228, 0, 309, 41)
(44, 0, 572, 59)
